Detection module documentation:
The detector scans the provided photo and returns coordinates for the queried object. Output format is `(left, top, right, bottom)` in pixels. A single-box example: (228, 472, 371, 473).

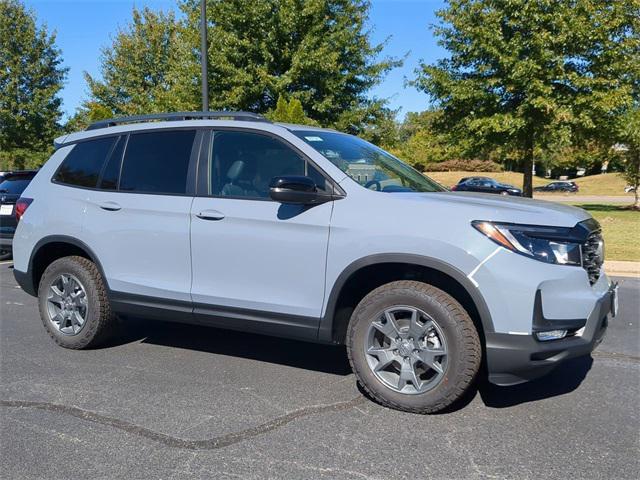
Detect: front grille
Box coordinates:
(581, 230, 604, 285)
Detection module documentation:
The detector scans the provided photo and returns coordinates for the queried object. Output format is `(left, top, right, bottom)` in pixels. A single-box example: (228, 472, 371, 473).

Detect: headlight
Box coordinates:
(472, 221, 582, 265)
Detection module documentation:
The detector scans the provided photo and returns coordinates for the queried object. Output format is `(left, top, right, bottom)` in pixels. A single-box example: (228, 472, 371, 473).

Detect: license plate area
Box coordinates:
(0, 204, 13, 216)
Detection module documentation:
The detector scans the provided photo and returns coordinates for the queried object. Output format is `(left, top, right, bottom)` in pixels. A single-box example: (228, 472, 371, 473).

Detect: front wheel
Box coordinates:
(347, 281, 481, 413)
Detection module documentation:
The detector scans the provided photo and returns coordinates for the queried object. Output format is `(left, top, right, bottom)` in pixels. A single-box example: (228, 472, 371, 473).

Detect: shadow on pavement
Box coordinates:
(105, 315, 594, 409)
(478, 355, 593, 408)
(106, 316, 353, 376)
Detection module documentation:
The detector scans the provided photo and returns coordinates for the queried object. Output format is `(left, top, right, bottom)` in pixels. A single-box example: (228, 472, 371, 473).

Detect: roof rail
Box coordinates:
(86, 111, 271, 130)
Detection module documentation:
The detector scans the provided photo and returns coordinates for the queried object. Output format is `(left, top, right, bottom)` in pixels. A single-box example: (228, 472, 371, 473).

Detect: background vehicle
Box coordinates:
(0, 170, 37, 260)
(12, 112, 614, 414)
(534, 181, 579, 193)
(624, 185, 636, 193)
(451, 176, 522, 196)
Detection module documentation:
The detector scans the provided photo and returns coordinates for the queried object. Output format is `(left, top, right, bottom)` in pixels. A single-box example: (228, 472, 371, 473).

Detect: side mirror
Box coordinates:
(269, 176, 333, 205)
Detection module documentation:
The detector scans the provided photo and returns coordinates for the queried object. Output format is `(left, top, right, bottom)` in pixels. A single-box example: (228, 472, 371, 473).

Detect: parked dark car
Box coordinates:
(533, 181, 579, 193)
(0, 170, 37, 260)
(451, 176, 522, 196)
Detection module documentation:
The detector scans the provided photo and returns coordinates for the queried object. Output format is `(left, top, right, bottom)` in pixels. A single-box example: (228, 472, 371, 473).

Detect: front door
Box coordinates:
(190, 129, 333, 339)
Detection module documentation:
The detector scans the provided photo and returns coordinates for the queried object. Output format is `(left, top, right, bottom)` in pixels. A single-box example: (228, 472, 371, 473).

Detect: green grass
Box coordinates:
(574, 204, 640, 261)
(426, 171, 631, 196)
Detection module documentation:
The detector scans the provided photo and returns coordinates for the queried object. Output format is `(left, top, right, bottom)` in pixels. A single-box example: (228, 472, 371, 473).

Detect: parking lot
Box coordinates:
(1, 261, 638, 480)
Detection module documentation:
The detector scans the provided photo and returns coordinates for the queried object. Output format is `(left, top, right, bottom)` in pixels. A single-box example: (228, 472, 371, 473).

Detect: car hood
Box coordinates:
(391, 191, 591, 227)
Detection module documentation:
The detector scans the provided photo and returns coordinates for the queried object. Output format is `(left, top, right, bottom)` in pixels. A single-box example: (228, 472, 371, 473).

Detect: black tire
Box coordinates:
(347, 280, 481, 414)
(38, 256, 116, 349)
(0, 250, 11, 261)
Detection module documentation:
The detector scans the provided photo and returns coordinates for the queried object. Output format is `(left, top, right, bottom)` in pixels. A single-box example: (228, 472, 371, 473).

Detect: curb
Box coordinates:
(605, 261, 640, 278)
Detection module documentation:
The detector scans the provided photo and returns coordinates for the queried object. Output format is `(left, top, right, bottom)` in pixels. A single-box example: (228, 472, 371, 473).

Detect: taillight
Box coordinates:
(15, 197, 33, 222)
(451, 185, 457, 191)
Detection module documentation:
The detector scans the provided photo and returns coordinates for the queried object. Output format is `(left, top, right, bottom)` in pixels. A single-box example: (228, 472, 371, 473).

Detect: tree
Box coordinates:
(616, 108, 640, 209)
(266, 94, 318, 125)
(0, 0, 67, 170)
(413, 0, 639, 197)
(85, 7, 196, 115)
(388, 110, 466, 170)
(180, 0, 401, 131)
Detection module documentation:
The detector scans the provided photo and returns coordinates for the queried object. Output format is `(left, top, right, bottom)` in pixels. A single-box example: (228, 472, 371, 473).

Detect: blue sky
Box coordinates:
(26, 0, 447, 120)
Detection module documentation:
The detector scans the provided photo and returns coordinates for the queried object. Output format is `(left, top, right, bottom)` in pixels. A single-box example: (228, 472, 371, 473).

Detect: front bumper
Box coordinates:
(485, 283, 615, 386)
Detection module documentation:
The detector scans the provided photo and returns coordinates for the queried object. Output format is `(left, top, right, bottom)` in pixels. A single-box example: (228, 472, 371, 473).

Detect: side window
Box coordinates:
(209, 131, 328, 198)
(119, 130, 196, 194)
(54, 137, 117, 188)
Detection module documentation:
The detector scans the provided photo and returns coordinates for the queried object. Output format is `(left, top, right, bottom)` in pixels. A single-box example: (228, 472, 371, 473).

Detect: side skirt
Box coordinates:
(110, 291, 321, 342)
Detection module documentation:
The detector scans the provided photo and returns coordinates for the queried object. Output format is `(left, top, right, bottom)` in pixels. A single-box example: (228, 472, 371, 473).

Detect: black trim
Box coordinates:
(531, 290, 586, 333)
(18, 235, 111, 297)
(486, 285, 613, 386)
(87, 111, 271, 130)
(110, 291, 319, 342)
(318, 253, 495, 343)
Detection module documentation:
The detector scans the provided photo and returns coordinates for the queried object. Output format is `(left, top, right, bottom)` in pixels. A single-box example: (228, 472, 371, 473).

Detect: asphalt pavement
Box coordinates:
(1, 261, 638, 480)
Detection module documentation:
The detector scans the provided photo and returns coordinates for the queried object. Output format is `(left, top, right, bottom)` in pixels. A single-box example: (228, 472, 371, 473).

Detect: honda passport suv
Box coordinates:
(12, 112, 617, 413)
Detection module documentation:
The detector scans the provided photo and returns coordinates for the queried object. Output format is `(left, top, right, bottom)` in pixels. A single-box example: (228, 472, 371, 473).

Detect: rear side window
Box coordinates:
(119, 130, 196, 194)
(54, 137, 117, 188)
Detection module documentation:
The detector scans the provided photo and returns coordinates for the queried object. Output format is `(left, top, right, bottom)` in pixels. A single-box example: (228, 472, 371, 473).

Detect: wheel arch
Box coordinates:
(21, 235, 109, 297)
(319, 254, 494, 345)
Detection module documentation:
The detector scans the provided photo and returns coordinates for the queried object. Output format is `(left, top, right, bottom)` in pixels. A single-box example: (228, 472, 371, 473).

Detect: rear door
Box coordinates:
(82, 129, 200, 304)
(189, 129, 333, 338)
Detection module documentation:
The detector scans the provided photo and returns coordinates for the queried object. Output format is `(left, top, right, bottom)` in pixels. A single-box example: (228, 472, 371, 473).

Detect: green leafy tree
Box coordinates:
(180, 0, 401, 130)
(85, 7, 196, 115)
(266, 95, 318, 125)
(413, 0, 639, 196)
(616, 108, 640, 209)
(0, 0, 67, 170)
(389, 110, 466, 170)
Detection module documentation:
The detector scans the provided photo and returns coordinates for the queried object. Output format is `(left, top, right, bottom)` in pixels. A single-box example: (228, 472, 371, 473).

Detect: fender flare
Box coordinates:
(20, 235, 110, 296)
(318, 253, 495, 343)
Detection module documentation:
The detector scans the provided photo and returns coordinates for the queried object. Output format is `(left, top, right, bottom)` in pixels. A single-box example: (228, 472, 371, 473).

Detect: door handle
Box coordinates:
(98, 201, 121, 211)
(196, 209, 225, 221)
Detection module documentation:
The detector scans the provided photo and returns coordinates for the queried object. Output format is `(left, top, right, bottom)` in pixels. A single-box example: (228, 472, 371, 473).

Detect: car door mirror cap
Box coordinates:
(269, 175, 339, 205)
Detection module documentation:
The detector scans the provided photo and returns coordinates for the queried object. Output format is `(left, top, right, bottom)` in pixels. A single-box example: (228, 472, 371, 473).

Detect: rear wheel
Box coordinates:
(347, 281, 481, 413)
(0, 249, 11, 261)
(38, 256, 116, 349)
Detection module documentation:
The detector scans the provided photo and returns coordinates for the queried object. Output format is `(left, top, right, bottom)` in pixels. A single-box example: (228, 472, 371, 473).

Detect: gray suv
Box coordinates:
(12, 112, 617, 413)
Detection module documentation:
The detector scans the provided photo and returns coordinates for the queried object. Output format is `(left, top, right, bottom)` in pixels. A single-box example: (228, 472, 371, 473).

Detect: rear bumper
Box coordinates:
(486, 284, 614, 386)
(0, 233, 13, 250)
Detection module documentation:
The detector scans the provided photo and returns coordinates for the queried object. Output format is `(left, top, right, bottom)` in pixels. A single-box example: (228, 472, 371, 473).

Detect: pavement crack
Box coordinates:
(0, 396, 365, 450)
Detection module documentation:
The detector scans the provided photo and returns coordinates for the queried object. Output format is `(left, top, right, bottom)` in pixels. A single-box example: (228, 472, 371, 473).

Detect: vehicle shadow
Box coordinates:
(107, 316, 594, 409)
(107, 316, 353, 376)
(477, 355, 594, 408)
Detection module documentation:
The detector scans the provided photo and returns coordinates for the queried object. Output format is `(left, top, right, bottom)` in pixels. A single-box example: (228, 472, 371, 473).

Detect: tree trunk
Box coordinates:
(635, 186, 639, 210)
(522, 133, 534, 198)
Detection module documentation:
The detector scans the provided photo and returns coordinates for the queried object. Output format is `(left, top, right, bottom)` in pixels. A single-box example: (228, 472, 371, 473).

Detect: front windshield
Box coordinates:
(294, 131, 445, 193)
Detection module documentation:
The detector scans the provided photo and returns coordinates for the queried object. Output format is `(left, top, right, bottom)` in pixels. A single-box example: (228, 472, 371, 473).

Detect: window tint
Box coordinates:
(209, 131, 327, 198)
(120, 130, 195, 194)
(54, 137, 117, 188)
(98, 136, 125, 190)
(0, 175, 35, 195)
